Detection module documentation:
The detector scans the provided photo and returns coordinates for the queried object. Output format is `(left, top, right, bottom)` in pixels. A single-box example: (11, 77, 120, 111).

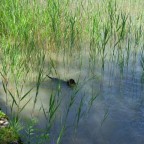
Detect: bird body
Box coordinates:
(47, 75, 76, 88)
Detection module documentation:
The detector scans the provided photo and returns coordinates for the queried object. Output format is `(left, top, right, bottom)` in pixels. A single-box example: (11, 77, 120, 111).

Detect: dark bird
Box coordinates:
(47, 75, 76, 88)
(67, 79, 76, 87)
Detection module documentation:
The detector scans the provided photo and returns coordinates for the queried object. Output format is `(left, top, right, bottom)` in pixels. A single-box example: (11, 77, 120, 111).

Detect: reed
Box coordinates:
(140, 46, 144, 82)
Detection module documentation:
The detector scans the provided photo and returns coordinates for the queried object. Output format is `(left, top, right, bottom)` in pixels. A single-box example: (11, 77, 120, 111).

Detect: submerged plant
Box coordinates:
(24, 118, 38, 144)
(140, 46, 144, 83)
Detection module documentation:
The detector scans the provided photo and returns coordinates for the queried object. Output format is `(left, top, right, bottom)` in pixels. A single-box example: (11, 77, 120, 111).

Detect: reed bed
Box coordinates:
(0, 0, 144, 143)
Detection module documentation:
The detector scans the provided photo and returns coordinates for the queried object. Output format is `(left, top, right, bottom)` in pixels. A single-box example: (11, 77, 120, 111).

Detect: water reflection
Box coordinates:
(0, 49, 144, 144)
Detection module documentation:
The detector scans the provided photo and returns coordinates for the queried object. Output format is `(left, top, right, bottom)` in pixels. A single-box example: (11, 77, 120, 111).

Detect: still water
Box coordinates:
(0, 47, 144, 144)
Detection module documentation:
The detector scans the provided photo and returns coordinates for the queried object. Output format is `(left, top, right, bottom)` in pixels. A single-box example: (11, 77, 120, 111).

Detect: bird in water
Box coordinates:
(47, 75, 76, 88)
(67, 79, 76, 87)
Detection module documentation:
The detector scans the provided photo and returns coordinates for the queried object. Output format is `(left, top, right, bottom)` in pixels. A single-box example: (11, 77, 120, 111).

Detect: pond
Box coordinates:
(0, 44, 144, 144)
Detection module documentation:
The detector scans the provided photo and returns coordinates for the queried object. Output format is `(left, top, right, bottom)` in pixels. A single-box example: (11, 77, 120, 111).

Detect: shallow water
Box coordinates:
(0, 46, 144, 144)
